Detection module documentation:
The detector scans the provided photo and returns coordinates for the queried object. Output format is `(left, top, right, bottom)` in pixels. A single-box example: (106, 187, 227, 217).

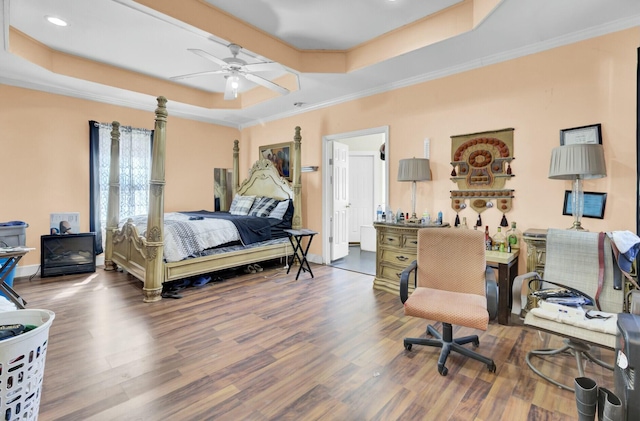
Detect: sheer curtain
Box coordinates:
(89, 121, 153, 254)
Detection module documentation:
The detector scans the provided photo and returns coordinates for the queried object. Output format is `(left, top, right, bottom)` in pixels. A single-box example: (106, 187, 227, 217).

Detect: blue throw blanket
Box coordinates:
(180, 211, 280, 245)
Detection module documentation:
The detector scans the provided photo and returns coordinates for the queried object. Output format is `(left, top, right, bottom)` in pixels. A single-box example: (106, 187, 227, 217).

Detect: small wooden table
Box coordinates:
(486, 249, 520, 325)
(284, 229, 317, 280)
(0, 249, 30, 309)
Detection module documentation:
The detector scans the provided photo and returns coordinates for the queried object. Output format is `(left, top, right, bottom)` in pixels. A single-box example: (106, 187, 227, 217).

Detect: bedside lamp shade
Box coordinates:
(548, 144, 606, 230)
(398, 158, 431, 219)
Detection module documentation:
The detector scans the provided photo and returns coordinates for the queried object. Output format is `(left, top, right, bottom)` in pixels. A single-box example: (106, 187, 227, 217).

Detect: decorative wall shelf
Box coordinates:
(449, 128, 515, 215)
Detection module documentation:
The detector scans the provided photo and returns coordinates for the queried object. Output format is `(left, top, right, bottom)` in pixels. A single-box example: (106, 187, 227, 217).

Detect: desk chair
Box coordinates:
(400, 228, 498, 376)
(512, 229, 624, 391)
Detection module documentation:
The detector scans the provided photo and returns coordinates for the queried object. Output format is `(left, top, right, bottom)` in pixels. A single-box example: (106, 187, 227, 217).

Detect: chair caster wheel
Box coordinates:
(487, 362, 496, 373)
(404, 342, 412, 351)
(438, 365, 448, 376)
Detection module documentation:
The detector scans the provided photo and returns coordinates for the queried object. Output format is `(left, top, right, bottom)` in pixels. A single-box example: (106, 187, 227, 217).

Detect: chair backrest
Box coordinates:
(416, 228, 486, 297)
(544, 229, 623, 313)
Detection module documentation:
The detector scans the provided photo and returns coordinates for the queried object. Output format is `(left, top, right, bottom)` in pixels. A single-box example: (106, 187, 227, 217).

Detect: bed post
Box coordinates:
(143, 96, 168, 303)
(292, 126, 302, 229)
(232, 139, 239, 196)
(104, 121, 121, 271)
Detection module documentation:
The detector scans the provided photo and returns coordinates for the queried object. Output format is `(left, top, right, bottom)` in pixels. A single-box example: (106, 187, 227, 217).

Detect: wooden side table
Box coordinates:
(485, 249, 520, 325)
(284, 229, 317, 280)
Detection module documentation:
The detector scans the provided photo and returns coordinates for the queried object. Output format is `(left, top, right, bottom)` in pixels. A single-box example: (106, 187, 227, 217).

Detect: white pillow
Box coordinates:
(269, 200, 290, 220)
(229, 195, 256, 215)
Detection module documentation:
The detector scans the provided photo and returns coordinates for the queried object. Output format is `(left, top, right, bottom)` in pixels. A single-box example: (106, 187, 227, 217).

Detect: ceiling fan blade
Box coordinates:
(187, 48, 228, 68)
(242, 62, 283, 73)
(244, 73, 289, 95)
(224, 77, 237, 100)
(170, 69, 227, 80)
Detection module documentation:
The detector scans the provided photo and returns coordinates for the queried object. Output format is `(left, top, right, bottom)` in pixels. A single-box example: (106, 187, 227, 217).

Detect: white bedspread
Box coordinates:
(123, 213, 240, 262)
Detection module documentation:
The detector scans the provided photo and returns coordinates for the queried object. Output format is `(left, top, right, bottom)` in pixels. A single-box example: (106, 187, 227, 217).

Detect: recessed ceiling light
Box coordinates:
(45, 16, 68, 27)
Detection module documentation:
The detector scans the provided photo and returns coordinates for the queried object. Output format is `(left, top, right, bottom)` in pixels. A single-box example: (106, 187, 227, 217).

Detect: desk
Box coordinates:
(0, 249, 30, 309)
(486, 250, 520, 325)
(284, 229, 317, 280)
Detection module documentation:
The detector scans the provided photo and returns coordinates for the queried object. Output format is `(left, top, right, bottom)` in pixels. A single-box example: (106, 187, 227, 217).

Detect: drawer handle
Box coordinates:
(395, 272, 402, 278)
(385, 238, 396, 243)
(396, 256, 408, 262)
(408, 240, 417, 245)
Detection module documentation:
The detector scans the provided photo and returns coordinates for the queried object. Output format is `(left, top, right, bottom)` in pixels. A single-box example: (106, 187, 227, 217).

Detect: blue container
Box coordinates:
(0, 258, 15, 297)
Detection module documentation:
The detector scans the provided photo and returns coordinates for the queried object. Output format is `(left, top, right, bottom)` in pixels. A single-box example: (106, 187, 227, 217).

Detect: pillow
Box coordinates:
(269, 199, 291, 220)
(229, 195, 256, 215)
(249, 197, 279, 217)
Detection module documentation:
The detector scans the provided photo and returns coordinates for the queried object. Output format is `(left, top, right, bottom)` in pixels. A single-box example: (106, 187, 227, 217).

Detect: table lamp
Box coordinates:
(397, 158, 431, 222)
(548, 144, 606, 230)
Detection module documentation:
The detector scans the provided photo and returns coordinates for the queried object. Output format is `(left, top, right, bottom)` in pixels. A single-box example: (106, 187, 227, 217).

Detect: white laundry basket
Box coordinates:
(0, 310, 55, 421)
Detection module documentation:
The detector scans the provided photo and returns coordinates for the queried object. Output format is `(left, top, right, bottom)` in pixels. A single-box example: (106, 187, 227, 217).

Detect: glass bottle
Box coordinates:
(476, 214, 482, 228)
(507, 221, 522, 250)
(376, 205, 382, 222)
(461, 217, 468, 229)
(493, 227, 507, 252)
(454, 214, 460, 227)
(484, 226, 492, 250)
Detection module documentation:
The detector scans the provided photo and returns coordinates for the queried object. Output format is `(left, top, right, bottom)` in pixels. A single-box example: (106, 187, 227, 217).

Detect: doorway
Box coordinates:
(322, 126, 389, 275)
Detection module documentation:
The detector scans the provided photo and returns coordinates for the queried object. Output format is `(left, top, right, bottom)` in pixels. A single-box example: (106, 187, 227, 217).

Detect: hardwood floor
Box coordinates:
(13, 263, 614, 420)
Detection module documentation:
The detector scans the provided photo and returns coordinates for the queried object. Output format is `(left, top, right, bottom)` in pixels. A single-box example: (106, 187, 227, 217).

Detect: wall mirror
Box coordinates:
(214, 168, 233, 211)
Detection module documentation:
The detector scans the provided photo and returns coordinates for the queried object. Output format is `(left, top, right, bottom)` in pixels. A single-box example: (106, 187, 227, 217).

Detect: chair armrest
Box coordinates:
(512, 271, 541, 318)
(485, 266, 498, 320)
(400, 260, 417, 304)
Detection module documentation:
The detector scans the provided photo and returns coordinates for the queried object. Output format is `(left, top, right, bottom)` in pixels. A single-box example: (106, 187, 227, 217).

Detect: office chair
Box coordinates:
(400, 228, 497, 376)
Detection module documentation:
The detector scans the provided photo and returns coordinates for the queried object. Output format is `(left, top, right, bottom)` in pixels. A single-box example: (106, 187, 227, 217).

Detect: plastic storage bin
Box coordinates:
(0, 223, 28, 248)
(0, 309, 55, 421)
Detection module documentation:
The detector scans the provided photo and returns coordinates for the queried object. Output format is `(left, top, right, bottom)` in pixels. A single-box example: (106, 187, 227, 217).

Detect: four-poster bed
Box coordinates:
(103, 96, 303, 302)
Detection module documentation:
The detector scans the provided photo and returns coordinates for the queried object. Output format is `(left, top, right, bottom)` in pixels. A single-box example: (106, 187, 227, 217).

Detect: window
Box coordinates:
(89, 121, 152, 253)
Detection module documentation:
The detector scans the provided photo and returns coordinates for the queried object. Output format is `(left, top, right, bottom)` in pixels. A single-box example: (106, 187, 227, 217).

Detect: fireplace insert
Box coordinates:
(41, 233, 96, 277)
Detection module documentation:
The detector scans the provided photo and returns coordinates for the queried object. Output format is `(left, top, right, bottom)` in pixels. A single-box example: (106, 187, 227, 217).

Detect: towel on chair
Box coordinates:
(530, 301, 618, 335)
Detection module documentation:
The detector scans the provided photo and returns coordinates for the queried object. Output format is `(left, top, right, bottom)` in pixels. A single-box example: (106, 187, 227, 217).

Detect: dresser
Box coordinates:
(373, 222, 449, 295)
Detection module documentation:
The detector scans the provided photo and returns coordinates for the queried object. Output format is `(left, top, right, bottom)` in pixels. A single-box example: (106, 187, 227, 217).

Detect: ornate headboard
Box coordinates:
(237, 159, 294, 201)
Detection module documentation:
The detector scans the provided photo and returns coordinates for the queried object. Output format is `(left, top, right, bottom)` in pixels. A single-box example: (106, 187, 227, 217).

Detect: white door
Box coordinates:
(348, 154, 375, 243)
(331, 141, 349, 261)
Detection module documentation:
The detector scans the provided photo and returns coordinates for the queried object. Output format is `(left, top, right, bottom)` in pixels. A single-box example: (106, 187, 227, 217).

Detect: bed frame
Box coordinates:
(103, 96, 302, 302)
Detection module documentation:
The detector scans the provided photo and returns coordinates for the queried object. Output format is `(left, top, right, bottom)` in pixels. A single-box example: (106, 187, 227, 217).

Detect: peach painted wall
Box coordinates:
(1, 27, 638, 272)
(240, 28, 639, 268)
(0, 86, 238, 265)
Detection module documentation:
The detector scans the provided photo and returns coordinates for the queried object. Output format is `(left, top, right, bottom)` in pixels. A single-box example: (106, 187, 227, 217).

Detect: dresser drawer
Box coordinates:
(404, 235, 418, 249)
(379, 232, 402, 247)
(380, 264, 406, 283)
(380, 248, 416, 266)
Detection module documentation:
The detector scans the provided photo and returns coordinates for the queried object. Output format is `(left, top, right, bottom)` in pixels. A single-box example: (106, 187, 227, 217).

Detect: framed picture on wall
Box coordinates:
(258, 142, 292, 181)
(560, 123, 602, 146)
(562, 191, 607, 219)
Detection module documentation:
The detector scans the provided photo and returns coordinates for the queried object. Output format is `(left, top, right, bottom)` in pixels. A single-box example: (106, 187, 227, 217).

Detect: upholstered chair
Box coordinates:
(400, 228, 497, 376)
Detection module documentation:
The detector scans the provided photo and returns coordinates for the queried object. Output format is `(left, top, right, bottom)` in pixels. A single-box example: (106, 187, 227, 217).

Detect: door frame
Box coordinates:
(322, 126, 389, 264)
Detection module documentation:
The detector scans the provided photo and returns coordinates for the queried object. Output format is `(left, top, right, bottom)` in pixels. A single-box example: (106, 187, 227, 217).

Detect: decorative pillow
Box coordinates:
(249, 197, 279, 217)
(229, 195, 256, 215)
(269, 199, 290, 220)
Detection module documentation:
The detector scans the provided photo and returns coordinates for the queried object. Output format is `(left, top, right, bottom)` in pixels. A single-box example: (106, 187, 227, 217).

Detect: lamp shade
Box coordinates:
(548, 144, 606, 180)
(398, 158, 431, 182)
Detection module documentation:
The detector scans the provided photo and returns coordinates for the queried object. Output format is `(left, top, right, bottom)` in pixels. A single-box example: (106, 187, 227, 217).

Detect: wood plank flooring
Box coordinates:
(11, 262, 614, 420)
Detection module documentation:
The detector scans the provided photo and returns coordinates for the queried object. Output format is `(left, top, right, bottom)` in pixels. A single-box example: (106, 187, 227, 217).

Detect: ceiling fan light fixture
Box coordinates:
(229, 75, 240, 98)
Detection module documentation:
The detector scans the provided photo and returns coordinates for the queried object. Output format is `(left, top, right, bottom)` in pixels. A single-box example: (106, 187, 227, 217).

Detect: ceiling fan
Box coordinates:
(171, 43, 289, 100)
